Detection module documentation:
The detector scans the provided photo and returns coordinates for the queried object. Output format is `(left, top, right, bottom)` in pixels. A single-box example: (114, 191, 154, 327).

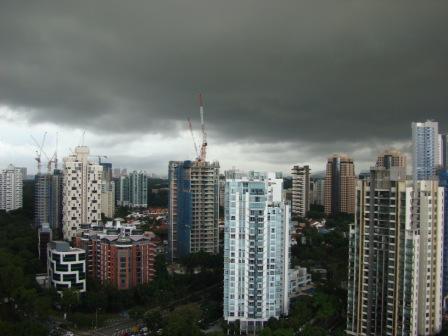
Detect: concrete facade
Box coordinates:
(168, 160, 220, 260)
(62, 146, 103, 240)
(0, 164, 23, 212)
(73, 224, 156, 289)
(324, 154, 356, 215)
(223, 171, 290, 333)
(291, 165, 310, 218)
(47, 241, 86, 294)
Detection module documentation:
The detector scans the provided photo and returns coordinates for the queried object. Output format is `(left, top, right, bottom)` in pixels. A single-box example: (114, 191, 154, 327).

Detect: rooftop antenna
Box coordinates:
(198, 93, 208, 162)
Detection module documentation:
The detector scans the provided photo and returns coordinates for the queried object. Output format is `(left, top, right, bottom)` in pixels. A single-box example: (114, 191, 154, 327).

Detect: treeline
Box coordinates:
(0, 208, 53, 335)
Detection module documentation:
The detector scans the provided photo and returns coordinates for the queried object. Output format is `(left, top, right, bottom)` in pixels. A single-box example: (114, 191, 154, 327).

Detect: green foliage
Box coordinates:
(260, 327, 273, 336)
(60, 288, 80, 312)
(0, 200, 50, 334)
(162, 304, 202, 336)
(144, 308, 165, 332)
(179, 251, 224, 273)
(301, 325, 328, 336)
(307, 204, 324, 219)
(207, 332, 225, 336)
(115, 206, 131, 218)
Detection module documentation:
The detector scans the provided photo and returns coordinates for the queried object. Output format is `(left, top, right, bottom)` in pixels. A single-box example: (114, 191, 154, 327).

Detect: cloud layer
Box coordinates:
(0, 1, 447, 173)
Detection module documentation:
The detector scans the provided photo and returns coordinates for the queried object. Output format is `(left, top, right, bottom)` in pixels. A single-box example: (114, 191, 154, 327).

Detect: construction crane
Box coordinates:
(198, 93, 207, 162)
(187, 118, 199, 160)
(187, 93, 208, 162)
(30, 132, 47, 175)
(53, 132, 59, 170)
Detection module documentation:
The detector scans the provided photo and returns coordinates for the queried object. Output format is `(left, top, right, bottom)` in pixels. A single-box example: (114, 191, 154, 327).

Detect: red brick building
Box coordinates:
(73, 229, 156, 289)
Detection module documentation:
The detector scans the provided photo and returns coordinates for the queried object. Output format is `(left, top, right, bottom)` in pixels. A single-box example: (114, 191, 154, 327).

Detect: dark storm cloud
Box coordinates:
(1, 0, 448, 147)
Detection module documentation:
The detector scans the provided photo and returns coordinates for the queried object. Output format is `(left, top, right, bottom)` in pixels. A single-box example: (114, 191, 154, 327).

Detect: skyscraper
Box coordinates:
(324, 154, 356, 215)
(291, 165, 310, 218)
(347, 164, 418, 335)
(101, 181, 115, 218)
(62, 146, 103, 240)
(223, 171, 290, 333)
(115, 174, 130, 207)
(0, 164, 23, 212)
(168, 160, 220, 260)
(440, 133, 447, 169)
(100, 162, 115, 218)
(129, 170, 148, 208)
(439, 169, 448, 301)
(34, 169, 63, 230)
(347, 153, 444, 336)
(376, 148, 407, 169)
(412, 120, 440, 180)
(413, 180, 444, 335)
(310, 176, 325, 206)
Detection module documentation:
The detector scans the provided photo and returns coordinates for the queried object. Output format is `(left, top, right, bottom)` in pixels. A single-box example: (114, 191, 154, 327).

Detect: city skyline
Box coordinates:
(1, 2, 448, 175)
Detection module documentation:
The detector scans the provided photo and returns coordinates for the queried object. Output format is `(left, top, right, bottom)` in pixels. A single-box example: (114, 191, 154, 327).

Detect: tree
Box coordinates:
(314, 292, 337, 321)
(144, 308, 165, 332)
(301, 325, 327, 336)
(260, 327, 273, 336)
(162, 304, 202, 336)
(273, 329, 294, 336)
(60, 288, 80, 318)
(226, 320, 240, 335)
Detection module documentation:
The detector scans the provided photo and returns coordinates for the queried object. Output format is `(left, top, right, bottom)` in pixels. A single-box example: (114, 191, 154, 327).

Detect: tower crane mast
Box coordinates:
(198, 93, 207, 162)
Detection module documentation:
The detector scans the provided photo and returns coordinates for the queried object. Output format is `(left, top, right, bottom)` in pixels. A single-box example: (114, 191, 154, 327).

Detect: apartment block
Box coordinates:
(413, 180, 443, 335)
(223, 171, 290, 333)
(310, 177, 325, 206)
(324, 154, 356, 215)
(0, 164, 23, 212)
(62, 146, 103, 240)
(47, 241, 86, 294)
(439, 169, 448, 300)
(347, 165, 418, 335)
(412, 120, 440, 180)
(347, 159, 444, 335)
(291, 165, 310, 218)
(168, 160, 220, 260)
(376, 149, 407, 169)
(115, 175, 130, 206)
(129, 170, 148, 208)
(100, 162, 115, 217)
(73, 223, 156, 289)
(34, 169, 63, 230)
(440, 134, 448, 169)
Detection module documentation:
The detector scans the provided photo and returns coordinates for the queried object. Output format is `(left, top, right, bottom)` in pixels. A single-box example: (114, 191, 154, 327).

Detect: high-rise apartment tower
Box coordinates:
(324, 154, 356, 215)
(0, 164, 23, 212)
(291, 165, 310, 218)
(62, 146, 103, 240)
(168, 160, 220, 260)
(412, 120, 440, 180)
(223, 171, 290, 333)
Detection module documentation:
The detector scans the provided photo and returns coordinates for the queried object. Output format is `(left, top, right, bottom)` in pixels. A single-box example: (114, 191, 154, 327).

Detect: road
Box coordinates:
(90, 319, 139, 336)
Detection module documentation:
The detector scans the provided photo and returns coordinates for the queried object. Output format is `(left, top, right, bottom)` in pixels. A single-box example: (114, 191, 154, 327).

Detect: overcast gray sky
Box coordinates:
(0, 1, 447, 176)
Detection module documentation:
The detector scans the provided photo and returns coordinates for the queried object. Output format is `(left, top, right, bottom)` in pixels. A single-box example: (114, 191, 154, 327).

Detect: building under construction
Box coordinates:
(32, 133, 63, 230)
(168, 94, 220, 260)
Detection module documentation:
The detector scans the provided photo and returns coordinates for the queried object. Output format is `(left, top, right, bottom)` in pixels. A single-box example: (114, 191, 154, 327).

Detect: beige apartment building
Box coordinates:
(324, 154, 356, 215)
